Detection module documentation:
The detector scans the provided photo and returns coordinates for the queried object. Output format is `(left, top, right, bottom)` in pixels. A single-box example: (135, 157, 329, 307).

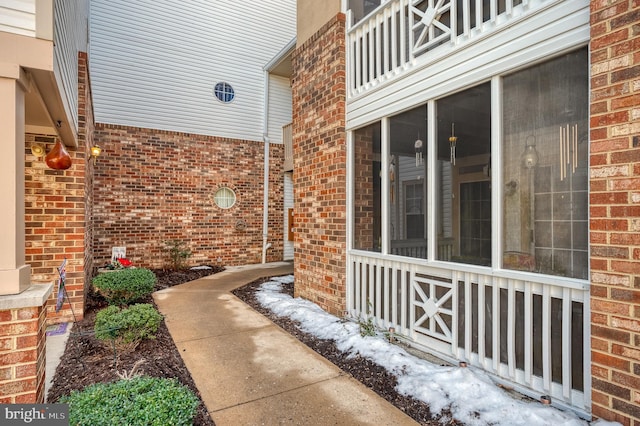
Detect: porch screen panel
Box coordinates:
(353, 122, 382, 252)
(502, 48, 588, 279)
(389, 106, 428, 259)
(435, 83, 492, 265)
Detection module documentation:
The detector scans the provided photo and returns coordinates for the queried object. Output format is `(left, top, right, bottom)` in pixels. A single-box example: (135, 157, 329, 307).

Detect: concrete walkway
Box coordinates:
(153, 262, 418, 426)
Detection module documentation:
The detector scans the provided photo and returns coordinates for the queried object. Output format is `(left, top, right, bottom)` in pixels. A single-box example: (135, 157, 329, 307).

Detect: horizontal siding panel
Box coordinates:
(90, 0, 296, 141)
(53, 0, 88, 133)
(0, 0, 36, 36)
(267, 75, 292, 143)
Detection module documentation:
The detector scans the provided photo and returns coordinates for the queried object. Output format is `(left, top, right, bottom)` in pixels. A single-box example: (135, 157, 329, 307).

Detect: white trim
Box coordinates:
(427, 100, 436, 261)
(263, 37, 296, 72)
(491, 76, 502, 267)
(381, 117, 390, 254)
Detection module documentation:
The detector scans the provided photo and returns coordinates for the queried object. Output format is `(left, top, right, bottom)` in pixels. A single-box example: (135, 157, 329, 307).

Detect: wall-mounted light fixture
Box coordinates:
(90, 145, 102, 163)
(31, 143, 45, 158)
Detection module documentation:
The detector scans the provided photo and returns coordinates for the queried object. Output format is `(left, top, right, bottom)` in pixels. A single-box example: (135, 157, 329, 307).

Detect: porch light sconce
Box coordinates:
(521, 135, 539, 169)
(90, 145, 102, 163)
(449, 123, 457, 165)
(31, 143, 46, 158)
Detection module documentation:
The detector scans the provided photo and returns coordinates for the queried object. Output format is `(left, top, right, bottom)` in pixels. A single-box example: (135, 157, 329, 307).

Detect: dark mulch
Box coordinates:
(47, 267, 223, 426)
(232, 278, 462, 426)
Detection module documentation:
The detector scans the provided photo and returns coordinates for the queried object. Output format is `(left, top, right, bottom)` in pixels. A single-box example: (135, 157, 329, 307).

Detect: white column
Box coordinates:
(0, 69, 31, 295)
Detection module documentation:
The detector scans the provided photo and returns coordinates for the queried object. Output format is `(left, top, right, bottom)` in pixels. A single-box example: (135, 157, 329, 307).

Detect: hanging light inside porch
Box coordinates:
(449, 123, 457, 165)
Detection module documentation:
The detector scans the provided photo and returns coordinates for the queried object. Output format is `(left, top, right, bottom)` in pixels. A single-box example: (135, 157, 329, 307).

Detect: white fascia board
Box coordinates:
(264, 37, 296, 72)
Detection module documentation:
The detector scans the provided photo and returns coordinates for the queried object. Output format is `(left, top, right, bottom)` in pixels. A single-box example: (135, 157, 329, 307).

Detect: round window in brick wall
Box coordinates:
(214, 187, 236, 209)
(214, 82, 235, 103)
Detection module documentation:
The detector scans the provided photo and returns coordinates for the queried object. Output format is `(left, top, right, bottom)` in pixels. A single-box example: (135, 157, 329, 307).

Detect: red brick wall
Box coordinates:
(589, 0, 640, 423)
(24, 137, 86, 324)
(0, 305, 47, 403)
(24, 53, 95, 324)
(92, 124, 284, 269)
(292, 14, 347, 316)
(79, 51, 97, 307)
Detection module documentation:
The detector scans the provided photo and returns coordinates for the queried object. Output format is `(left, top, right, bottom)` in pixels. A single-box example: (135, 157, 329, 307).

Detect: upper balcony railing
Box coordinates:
(346, 0, 547, 97)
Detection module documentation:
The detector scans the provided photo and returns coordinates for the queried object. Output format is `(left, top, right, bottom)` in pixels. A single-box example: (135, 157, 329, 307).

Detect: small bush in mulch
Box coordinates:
(60, 376, 199, 426)
(94, 303, 163, 351)
(93, 268, 157, 306)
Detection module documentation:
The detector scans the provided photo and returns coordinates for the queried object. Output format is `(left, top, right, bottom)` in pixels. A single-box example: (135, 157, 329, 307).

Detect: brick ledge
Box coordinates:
(0, 283, 53, 310)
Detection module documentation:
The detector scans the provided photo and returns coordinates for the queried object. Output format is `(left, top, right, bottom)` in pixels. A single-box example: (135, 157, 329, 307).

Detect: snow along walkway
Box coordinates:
(256, 275, 621, 426)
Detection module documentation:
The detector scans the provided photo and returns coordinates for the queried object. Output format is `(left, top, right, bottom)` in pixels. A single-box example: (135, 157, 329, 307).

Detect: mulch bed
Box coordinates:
(47, 267, 222, 426)
(48, 268, 458, 425)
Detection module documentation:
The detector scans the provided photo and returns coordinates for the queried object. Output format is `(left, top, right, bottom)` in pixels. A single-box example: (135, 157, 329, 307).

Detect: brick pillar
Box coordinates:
(79, 51, 97, 310)
(292, 14, 347, 316)
(589, 0, 640, 423)
(0, 289, 51, 403)
(0, 44, 53, 408)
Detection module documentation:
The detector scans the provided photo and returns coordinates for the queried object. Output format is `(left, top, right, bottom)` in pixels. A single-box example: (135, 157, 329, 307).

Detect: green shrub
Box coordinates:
(95, 304, 163, 349)
(163, 240, 192, 270)
(93, 268, 157, 305)
(60, 376, 199, 426)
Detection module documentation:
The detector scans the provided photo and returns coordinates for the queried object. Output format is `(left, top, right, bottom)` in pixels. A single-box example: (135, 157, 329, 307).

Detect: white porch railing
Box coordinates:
(348, 251, 590, 415)
(346, 0, 547, 97)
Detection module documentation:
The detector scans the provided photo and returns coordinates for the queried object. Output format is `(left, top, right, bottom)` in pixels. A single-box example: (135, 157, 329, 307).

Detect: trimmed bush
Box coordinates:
(60, 376, 199, 426)
(95, 304, 163, 349)
(93, 267, 157, 305)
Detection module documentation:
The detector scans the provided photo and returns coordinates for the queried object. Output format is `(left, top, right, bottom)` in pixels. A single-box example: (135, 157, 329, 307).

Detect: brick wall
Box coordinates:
(292, 14, 347, 316)
(589, 0, 640, 423)
(92, 124, 284, 269)
(79, 51, 97, 306)
(24, 53, 94, 324)
(0, 305, 47, 403)
(24, 137, 86, 324)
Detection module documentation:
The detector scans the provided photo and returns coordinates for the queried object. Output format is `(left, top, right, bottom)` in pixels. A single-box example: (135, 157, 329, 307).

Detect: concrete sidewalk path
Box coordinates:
(153, 262, 418, 426)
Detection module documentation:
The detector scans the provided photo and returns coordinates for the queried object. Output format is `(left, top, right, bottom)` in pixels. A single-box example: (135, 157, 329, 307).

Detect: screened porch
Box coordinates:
(345, 3, 591, 412)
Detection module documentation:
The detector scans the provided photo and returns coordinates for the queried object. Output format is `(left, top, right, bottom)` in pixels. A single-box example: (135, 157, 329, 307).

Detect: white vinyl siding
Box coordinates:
(283, 172, 294, 261)
(89, 0, 296, 141)
(267, 74, 292, 144)
(53, 0, 88, 133)
(0, 0, 35, 37)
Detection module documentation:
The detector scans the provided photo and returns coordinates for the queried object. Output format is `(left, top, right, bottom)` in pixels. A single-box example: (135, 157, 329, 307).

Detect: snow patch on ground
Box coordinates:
(257, 275, 617, 426)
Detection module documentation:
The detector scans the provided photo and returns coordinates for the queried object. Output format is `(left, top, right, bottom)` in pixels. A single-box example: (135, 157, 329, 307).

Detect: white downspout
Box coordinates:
(261, 70, 270, 263)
